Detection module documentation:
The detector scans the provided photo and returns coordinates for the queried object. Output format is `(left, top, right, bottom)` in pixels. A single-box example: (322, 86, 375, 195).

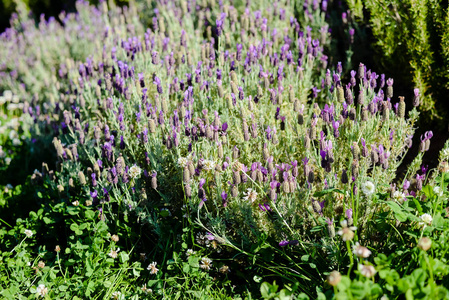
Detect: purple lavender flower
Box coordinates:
(279, 240, 289, 247)
(221, 191, 228, 207)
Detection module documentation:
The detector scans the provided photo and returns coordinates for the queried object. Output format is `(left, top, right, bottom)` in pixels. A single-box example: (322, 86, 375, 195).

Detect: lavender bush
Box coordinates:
(0, 0, 448, 298)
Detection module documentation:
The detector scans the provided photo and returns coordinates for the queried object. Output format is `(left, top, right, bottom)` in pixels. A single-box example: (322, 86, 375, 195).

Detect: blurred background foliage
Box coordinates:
(0, 0, 130, 32)
(346, 0, 449, 128)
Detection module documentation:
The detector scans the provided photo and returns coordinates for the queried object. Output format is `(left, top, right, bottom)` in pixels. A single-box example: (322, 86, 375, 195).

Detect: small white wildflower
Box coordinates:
(35, 284, 48, 298)
(200, 257, 213, 271)
(111, 291, 121, 299)
(108, 248, 120, 259)
(147, 262, 159, 274)
(24, 229, 33, 238)
(243, 188, 258, 203)
(419, 213, 433, 226)
(337, 220, 357, 241)
(128, 165, 142, 179)
(3, 90, 12, 101)
(327, 271, 342, 287)
(418, 237, 432, 251)
(177, 156, 188, 168)
(202, 159, 216, 171)
(141, 284, 152, 294)
(0, 146, 5, 158)
(433, 186, 443, 197)
(392, 191, 406, 203)
(72, 200, 79, 206)
(361, 181, 375, 196)
(5, 157, 11, 165)
(359, 264, 377, 278)
(353, 243, 372, 258)
(12, 138, 21, 146)
(186, 249, 197, 257)
(8, 130, 18, 140)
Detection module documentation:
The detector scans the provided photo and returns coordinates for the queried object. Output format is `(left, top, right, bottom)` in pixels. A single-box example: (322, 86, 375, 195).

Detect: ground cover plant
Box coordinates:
(0, 0, 449, 299)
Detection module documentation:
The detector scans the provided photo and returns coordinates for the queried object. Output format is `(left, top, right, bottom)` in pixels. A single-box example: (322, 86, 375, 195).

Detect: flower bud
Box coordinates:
(358, 63, 365, 79)
(272, 133, 279, 145)
(352, 159, 359, 179)
(78, 171, 87, 185)
(233, 170, 241, 185)
(183, 166, 190, 183)
(289, 86, 295, 103)
(351, 142, 360, 161)
(232, 146, 240, 159)
(94, 163, 101, 178)
(307, 168, 315, 183)
(349, 107, 356, 121)
(398, 96, 406, 118)
(304, 135, 311, 150)
(188, 161, 195, 177)
(298, 112, 304, 125)
(263, 143, 269, 161)
(336, 86, 344, 103)
(413, 89, 420, 107)
(419, 140, 426, 153)
(382, 102, 389, 122)
(182, 182, 191, 199)
(231, 185, 238, 197)
(341, 169, 348, 184)
(361, 107, 369, 122)
(151, 173, 157, 189)
(309, 125, 317, 140)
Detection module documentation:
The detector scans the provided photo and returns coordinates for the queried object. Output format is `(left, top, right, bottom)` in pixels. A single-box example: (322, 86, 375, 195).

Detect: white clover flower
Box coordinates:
(337, 220, 357, 241)
(202, 159, 216, 171)
(108, 248, 120, 259)
(111, 291, 121, 299)
(243, 188, 258, 203)
(186, 249, 197, 257)
(141, 284, 152, 294)
(24, 229, 33, 238)
(8, 130, 18, 140)
(361, 181, 375, 197)
(177, 156, 188, 168)
(12, 138, 21, 146)
(147, 261, 159, 274)
(35, 284, 48, 298)
(200, 257, 213, 271)
(392, 191, 406, 203)
(433, 186, 443, 197)
(128, 165, 141, 179)
(419, 213, 433, 226)
(359, 264, 377, 278)
(353, 243, 372, 258)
